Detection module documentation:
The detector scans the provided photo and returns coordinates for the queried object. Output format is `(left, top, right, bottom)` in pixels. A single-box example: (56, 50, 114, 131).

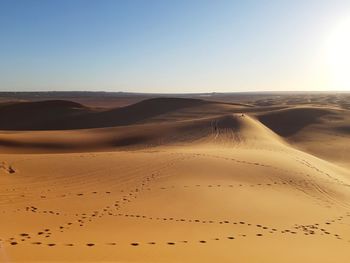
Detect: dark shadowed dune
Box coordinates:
(76, 97, 212, 129)
(257, 107, 335, 137)
(214, 114, 241, 129)
(0, 98, 211, 131)
(336, 125, 350, 134)
(0, 138, 77, 150)
(0, 100, 86, 114)
(0, 100, 89, 130)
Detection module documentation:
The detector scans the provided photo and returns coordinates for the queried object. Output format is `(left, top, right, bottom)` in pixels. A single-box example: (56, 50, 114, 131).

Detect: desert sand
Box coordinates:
(1, 94, 350, 262)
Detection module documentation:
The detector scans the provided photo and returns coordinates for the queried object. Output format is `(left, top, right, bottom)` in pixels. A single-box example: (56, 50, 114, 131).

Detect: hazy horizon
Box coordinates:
(1, 90, 350, 94)
(1, 0, 350, 93)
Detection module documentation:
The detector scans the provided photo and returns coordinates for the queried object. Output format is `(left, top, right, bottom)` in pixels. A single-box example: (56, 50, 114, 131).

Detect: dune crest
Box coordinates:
(257, 107, 336, 137)
(203, 114, 285, 146)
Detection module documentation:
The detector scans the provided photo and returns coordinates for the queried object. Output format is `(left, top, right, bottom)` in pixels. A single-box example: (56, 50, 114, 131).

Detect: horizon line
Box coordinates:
(0, 90, 350, 95)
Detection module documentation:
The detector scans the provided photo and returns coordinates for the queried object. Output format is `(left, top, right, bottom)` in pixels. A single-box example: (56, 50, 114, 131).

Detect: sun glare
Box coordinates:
(327, 17, 350, 91)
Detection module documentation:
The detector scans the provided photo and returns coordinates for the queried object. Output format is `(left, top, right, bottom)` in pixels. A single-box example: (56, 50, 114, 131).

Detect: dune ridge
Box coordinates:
(0, 98, 212, 130)
(0, 113, 286, 152)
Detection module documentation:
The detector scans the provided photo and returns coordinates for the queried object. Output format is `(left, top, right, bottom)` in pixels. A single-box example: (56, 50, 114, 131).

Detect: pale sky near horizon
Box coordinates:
(1, 0, 350, 93)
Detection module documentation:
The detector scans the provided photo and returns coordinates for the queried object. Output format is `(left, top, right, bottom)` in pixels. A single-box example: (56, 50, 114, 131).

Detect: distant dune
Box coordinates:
(0, 99, 281, 152)
(0, 98, 211, 130)
(257, 107, 335, 136)
(0, 100, 89, 130)
(0, 98, 348, 155)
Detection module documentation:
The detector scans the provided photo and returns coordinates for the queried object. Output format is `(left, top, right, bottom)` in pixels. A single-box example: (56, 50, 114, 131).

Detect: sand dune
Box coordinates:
(0, 100, 89, 130)
(0, 113, 283, 153)
(1, 96, 350, 262)
(257, 107, 336, 136)
(0, 98, 212, 130)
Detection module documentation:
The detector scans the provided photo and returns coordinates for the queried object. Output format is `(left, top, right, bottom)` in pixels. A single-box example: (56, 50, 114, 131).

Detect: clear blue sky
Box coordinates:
(1, 0, 350, 93)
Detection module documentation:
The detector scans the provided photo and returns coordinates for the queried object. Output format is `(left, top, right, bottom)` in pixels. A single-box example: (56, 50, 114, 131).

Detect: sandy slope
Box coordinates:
(1, 98, 350, 262)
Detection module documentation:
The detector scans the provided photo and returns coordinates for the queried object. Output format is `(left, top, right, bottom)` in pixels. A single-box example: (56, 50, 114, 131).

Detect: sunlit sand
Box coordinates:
(1, 95, 350, 262)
